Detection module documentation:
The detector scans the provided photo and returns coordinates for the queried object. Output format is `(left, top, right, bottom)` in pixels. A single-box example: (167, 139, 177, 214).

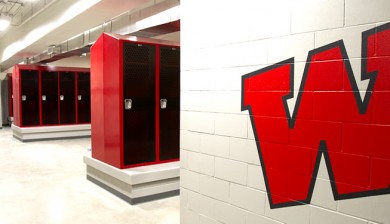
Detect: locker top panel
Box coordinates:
(103, 32, 180, 48)
(14, 64, 90, 73)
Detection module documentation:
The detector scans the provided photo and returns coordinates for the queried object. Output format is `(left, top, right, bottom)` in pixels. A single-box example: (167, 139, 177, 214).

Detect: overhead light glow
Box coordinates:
(135, 6, 180, 31)
(0, 15, 11, 31)
(1, 0, 100, 62)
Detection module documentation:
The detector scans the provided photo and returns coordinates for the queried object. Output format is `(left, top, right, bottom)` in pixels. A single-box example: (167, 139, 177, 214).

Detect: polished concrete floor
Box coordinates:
(0, 126, 179, 224)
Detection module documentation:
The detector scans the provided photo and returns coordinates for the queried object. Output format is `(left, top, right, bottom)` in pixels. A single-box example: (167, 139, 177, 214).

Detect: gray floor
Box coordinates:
(0, 126, 179, 224)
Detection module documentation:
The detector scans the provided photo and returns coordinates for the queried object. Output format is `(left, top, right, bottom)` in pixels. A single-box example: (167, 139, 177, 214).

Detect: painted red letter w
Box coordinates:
(242, 23, 390, 208)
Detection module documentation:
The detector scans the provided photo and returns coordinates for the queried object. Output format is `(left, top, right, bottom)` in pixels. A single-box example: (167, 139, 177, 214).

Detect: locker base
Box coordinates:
(83, 155, 180, 205)
(12, 124, 91, 142)
(7, 117, 13, 126)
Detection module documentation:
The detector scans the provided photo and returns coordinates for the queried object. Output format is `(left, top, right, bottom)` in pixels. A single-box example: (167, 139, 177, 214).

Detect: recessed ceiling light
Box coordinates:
(0, 15, 11, 31)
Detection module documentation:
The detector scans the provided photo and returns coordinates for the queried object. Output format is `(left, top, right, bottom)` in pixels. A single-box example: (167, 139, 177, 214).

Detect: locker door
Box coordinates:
(159, 46, 180, 161)
(41, 71, 59, 125)
(21, 70, 40, 126)
(123, 42, 156, 166)
(59, 72, 76, 124)
(77, 72, 91, 123)
(8, 74, 13, 117)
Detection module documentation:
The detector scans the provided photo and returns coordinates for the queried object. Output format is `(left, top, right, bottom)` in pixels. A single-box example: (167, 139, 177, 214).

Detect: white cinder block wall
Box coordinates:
(180, 0, 390, 224)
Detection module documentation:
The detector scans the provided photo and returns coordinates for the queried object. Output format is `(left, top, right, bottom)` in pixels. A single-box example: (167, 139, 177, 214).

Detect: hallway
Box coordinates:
(0, 127, 179, 224)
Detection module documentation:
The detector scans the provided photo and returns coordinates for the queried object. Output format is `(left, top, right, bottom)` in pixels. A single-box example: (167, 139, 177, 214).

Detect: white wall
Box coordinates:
(47, 55, 91, 68)
(180, 0, 390, 223)
(0, 79, 2, 127)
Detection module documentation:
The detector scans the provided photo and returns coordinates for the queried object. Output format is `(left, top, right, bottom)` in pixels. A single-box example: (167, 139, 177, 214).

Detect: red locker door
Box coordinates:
(123, 42, 156, 166)
(41, 71, 59, 125)
(8, 74, 13, 117)
(159, 46, 180, 161)
(77, 72, 91, 123)
(59, 71, 76, 124)
(21, 70, 40, 126)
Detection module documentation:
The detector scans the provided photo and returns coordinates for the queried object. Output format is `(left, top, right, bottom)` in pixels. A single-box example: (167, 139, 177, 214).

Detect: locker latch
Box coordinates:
(42, 95, 46, 101)
(22, 95, 26, 101)
(124, 99, 132, 110)
(78, 95, 82, 101)
(60, 95, 64, 101)
(160, 99, 167, 109)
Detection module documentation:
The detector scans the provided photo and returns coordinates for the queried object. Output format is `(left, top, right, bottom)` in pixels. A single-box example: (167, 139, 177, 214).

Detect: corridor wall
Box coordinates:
(180, 1, 390, 224)
(0, 78, 2, 128)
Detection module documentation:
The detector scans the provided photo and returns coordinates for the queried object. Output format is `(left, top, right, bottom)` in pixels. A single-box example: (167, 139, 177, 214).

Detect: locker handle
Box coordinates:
(42, 95, 46, 101)
(124, 99, 132, 110)
(160, 99, 167, 109)
(22, 95, 26, 101)
(60, 95, 64, 101)
(78, 95, 82, 101)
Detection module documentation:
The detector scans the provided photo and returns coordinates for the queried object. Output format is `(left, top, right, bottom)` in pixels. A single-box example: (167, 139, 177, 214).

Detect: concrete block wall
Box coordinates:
(181, 0, 390, 223)
(0, 77, 2, 127)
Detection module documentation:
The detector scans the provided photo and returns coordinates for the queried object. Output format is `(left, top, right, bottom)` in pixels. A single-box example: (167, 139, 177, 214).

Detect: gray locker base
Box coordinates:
(83, 155, 179, 205)
(12, 124, 91, 142)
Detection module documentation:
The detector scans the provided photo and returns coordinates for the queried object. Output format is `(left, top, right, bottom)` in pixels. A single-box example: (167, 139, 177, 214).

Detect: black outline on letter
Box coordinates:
(242, 22, 390, 209)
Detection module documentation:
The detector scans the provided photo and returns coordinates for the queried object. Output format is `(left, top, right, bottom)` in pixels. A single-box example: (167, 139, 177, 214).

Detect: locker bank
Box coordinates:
(11, 65, 91, 141)
(0, 0, 389, 224)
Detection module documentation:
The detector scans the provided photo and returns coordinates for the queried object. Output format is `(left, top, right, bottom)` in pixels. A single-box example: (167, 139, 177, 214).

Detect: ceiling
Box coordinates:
(0, 0, 57, 39)
(0, 0, 180, 72)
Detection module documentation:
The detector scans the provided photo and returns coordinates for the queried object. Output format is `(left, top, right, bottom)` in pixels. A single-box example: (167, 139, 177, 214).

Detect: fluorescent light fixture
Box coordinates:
(135, 6, 180, 30)
(0, 15, 11, 31)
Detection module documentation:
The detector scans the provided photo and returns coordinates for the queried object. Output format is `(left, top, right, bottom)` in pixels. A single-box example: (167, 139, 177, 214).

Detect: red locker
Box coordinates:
(41, 71, 59, 125)
(13, 65, 40, 127)
(77, 72, 91, 124)
(12, 65, 90, 127)
(59, 71, 76, 124)
(90, 33, 180, 169)
(8, 74, 13, 118)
